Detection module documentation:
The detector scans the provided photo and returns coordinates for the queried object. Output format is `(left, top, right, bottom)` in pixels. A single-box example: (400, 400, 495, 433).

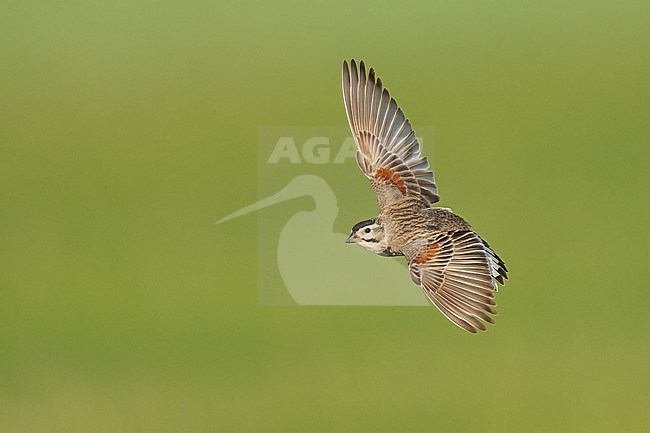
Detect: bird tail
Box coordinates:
(478, 236, 508, 289)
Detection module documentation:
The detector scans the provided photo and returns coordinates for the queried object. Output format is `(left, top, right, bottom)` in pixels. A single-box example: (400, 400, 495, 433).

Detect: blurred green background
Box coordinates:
(2, 1, 649, 431)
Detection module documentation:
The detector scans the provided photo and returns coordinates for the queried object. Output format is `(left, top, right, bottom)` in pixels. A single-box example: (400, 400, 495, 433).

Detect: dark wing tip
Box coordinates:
(368, 67, 376, 82)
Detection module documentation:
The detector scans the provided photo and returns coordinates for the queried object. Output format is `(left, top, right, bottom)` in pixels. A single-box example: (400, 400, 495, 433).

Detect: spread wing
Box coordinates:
(342, 59, 439, 210)
(408, 231, 508, 333)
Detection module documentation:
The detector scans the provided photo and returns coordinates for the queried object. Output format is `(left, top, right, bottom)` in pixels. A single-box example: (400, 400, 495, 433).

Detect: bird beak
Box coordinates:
(345, 234, 355, 244)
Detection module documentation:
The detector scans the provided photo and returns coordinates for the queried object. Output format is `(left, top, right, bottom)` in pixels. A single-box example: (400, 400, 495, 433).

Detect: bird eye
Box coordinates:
(364, 227, 371, 234)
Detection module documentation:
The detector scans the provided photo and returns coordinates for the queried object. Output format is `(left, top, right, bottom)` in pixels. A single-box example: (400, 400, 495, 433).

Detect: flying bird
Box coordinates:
(342, 59, 508, 333)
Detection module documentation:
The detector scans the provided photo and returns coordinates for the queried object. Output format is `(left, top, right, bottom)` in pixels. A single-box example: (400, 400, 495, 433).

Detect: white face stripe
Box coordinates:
(357, 223, 378, 239)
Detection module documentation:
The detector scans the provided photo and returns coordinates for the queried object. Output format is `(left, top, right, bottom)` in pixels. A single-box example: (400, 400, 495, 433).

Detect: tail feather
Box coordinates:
(479, 236, 508, 290)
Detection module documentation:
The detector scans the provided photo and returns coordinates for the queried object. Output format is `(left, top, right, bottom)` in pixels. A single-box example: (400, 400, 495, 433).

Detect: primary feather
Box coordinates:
(342, 59, 440, 210)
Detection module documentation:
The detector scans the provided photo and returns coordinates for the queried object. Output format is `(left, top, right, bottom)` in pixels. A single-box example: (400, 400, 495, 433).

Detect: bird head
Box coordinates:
(345, 218, 390, 255)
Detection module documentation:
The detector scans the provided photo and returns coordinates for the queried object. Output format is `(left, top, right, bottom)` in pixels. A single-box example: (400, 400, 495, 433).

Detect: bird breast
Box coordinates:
(381, 200, 472, 257)
(380, 198, 431, 253)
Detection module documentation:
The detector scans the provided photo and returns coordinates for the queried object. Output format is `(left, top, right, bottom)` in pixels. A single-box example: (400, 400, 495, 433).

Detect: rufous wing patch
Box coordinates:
(375, 167, 407, 195)
(413, 242, 441, 265)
